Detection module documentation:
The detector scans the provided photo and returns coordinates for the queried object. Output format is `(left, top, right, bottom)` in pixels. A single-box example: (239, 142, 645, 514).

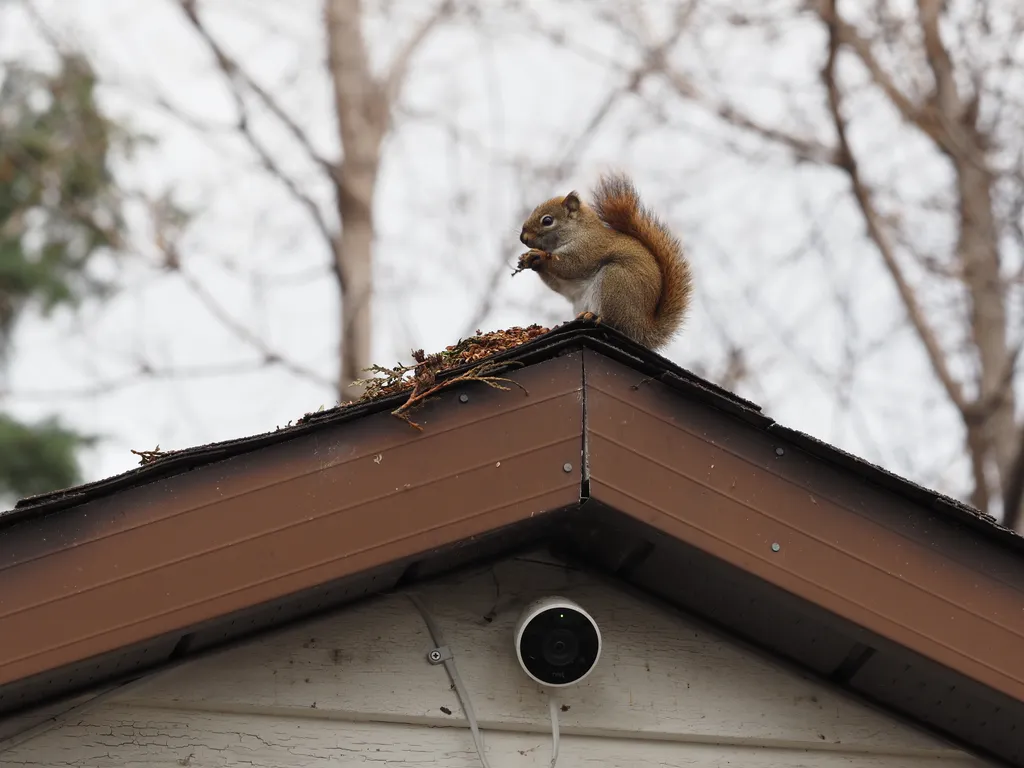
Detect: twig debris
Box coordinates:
(130, 444, 175, 466)
(130, 325, 551, 466)
(351, 325, 549, 429)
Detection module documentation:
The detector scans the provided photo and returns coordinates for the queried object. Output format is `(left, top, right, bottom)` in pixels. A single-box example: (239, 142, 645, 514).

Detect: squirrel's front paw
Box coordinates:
(513, 248, 551, 275)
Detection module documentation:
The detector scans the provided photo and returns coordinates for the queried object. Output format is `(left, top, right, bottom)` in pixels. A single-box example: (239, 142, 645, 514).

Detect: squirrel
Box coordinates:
(514, 172, 692, 351)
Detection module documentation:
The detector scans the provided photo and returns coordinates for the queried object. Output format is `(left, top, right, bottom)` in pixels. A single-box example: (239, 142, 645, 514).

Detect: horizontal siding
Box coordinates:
(0, 705, 987, 768)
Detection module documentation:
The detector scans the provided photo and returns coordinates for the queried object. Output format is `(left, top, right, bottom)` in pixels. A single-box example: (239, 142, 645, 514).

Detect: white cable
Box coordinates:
(409, 592, 563, 768)
(548, 694, 560, 768)
(408, 594, 492, 768)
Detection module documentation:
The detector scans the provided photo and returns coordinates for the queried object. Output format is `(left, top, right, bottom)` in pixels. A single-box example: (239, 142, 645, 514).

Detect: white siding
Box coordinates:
(1, 552, 991, 767)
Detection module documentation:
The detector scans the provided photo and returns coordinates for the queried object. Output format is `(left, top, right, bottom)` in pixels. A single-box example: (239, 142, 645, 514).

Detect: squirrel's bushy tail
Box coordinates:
(591, 172, 693, 345)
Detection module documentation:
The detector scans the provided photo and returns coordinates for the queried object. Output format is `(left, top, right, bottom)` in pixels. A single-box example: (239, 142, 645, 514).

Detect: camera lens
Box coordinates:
(519, 606, 600, 685)
(542, 629, 579, 667)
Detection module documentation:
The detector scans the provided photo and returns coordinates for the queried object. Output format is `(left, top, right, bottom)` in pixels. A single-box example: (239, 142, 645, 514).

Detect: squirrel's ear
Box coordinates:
(562, 191, 581, 214)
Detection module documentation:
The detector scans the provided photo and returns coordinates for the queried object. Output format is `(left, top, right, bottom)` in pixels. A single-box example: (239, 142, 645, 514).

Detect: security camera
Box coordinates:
(514, 596, 602, 687)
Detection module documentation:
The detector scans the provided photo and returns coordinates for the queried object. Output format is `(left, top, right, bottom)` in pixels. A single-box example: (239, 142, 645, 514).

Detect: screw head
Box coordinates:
(459, 394, 469, 403)
(771, 542, 781, 552)
(428, 650, 441, 662)
(775, 447, 785, 457)
(563, 463, 573, 473)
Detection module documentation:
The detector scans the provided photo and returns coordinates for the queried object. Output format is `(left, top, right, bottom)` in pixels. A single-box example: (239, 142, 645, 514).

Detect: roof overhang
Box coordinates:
(1, 325, 1022, 765)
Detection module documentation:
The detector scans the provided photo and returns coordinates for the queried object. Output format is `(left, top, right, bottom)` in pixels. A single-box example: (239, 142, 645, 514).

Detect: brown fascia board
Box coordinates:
(0, 351, 586, 694)
(1, 323, 1023, 724)
(582, 348, 1024, 706)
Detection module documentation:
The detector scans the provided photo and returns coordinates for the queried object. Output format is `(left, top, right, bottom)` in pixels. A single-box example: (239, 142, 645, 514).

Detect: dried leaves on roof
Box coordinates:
(352, 324, 549, 404)
(321, 323, 550, 429)
(130, 324, 552, 464)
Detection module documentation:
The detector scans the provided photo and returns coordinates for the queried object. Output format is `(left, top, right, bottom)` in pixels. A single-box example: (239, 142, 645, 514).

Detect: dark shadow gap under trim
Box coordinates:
(829, 642, 877, 684)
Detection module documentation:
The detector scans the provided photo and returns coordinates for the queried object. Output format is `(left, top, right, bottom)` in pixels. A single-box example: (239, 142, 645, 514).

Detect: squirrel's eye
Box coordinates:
(541, 215, 554, 226)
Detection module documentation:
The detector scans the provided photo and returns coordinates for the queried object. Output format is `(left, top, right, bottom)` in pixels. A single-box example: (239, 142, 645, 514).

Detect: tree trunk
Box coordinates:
(324, 0, 387, 403)
(333, 163, 378, 403)
(954, 152, 1017, 513)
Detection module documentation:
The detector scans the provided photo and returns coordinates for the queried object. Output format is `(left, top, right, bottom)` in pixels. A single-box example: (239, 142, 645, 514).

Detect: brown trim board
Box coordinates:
(583, 349, 1024, 704)
(0, 353, 586, 689)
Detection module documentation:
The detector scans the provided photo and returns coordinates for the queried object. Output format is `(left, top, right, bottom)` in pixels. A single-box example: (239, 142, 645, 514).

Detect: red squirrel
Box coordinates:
(516, 172, 692, 350)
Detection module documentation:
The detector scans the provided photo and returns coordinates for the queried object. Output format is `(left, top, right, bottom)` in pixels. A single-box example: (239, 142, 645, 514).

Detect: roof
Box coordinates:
(1, 319, 1022, 766)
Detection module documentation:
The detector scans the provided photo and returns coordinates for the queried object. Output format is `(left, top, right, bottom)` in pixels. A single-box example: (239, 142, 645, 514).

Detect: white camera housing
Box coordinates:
(514, 596, 602, 687)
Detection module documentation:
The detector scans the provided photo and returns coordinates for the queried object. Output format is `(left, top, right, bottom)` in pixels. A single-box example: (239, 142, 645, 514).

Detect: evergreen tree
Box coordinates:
(0, 51, 138, 499)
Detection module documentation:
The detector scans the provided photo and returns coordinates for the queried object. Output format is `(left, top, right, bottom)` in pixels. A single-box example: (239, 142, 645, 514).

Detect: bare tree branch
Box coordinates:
(825, 8, 920, 126)
(713, 102, 839, 165)
(174, 1, 337, 255)
(909, 0, 1017, 494)
(643, 33, 839, 164)
(384, 0, 455, 105)
(177, 266, 334, 388)
(173, 0, 451, 403)
(917, 0, 959, 116)
(177, 0, 338, 179)
(820, 0, 983, 168)
(819, 0, 968, 417)
(816, 0, 1023, 517)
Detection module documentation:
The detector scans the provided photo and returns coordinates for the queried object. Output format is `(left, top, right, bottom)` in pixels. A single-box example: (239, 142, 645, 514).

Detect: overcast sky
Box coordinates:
(0, 0, 988, 506)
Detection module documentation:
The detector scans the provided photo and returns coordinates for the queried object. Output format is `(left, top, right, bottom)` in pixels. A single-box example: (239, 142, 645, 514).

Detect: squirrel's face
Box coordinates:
(520, 191, 582, 251)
